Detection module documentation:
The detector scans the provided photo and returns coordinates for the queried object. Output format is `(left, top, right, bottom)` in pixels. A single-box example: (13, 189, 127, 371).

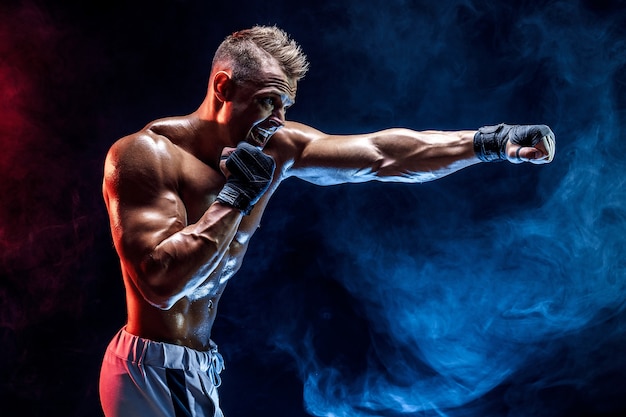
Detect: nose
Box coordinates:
(270, 107, 286, 125)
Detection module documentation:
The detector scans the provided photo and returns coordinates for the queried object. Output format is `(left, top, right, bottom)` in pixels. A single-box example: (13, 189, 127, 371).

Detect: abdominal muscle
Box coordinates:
(124, 252, 240, 351)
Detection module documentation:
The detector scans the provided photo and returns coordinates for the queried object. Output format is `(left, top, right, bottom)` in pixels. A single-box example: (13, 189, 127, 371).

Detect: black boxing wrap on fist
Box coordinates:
(216, 142, 276, 215)
(473, 123, 554, 162)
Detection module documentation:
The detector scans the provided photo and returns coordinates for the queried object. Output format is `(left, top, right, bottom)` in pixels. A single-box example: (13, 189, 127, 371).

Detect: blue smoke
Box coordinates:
(224, 1, 626, 416)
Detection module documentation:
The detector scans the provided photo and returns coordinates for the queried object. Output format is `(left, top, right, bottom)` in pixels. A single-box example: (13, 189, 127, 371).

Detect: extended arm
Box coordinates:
(279, 122, 554, 185)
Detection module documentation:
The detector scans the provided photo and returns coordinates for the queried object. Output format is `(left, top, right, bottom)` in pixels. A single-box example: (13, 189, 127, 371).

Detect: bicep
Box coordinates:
(283, 123, 431, 185)
(109, 190, 186, 269)
(103, 138, 185, 277)
(282, 123, 388, 185)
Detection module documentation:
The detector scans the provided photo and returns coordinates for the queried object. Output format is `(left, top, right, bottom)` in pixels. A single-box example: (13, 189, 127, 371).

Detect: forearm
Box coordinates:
(347, 124, 554, 179)
(370, 128, 480, 181)
(137, 203, 241, 309)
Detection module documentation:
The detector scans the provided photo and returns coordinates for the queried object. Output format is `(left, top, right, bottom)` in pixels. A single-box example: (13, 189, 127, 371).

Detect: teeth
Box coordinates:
(248, 129, 265, 146)
(248, 125, 279, 146)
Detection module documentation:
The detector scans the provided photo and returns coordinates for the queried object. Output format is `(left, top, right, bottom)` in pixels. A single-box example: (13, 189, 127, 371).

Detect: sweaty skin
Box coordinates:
(103, 56, 550, 351)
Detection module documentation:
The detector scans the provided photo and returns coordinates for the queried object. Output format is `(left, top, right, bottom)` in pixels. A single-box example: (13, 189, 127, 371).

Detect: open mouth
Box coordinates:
(247, 123, 281, 147)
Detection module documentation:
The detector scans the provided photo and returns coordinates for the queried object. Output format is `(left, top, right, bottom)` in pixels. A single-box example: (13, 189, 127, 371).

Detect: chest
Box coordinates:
(175, 151, 275, 241)
(176, 155, 222, 223)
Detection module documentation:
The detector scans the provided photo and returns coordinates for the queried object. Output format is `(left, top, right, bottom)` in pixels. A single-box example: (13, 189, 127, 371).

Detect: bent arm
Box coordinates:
(132, 201, 241, 309)
(103, 135, 241, 310)
(281, 122, 480, 185)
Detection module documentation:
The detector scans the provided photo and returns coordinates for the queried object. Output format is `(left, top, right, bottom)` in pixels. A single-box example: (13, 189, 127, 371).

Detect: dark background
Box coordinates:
(2, 0, 626, 416)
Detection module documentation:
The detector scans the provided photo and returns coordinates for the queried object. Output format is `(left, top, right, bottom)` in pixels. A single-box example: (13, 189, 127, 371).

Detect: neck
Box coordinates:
(185, 110, 226, 171)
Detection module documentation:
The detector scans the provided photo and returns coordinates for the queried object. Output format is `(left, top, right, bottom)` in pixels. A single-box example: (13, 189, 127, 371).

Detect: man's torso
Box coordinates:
(110, 116, 288, 350)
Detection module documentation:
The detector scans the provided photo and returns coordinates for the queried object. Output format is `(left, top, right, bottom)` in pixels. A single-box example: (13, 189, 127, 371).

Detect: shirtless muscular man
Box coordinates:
(99, 25, 555, 417)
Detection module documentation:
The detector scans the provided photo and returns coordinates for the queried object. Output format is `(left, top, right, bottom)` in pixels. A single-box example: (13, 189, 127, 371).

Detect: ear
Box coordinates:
(213, 71, 232, 102)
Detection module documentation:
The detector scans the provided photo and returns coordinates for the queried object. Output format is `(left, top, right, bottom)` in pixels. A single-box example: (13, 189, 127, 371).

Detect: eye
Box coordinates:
(258, 96, 275, 109)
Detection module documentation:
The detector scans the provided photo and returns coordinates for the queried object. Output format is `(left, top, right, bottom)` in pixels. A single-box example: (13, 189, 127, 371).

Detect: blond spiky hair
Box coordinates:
(212, 25, 309, 83)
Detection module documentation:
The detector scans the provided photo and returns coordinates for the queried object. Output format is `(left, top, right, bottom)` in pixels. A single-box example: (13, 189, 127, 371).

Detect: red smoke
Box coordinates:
(0, 2, 98, 330)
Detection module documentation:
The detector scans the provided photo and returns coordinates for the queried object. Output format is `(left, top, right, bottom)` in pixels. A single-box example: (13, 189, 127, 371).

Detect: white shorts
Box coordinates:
(99, 327, 225, 417)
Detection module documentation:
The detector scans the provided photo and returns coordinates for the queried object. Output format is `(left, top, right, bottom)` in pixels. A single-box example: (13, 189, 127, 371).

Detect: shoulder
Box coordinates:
(280, 121, 327, 142)
(108, 118, 184, 160)
(104, 125, 182, 199)
(264, 121, 327, 167)
(106, 115, 194, 167)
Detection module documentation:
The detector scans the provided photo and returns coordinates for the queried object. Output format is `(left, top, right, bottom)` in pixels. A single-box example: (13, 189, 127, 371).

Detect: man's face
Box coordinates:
(228, 60, 296, 148)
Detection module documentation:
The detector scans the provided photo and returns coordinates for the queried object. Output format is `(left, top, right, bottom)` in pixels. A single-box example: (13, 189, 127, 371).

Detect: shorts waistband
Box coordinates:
(107, 327, 225, 386)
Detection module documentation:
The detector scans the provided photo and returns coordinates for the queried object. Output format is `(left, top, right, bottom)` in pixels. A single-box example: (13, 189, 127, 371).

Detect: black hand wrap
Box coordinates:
(216, 142, 276, 215)
(473, 123, 554, 162)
